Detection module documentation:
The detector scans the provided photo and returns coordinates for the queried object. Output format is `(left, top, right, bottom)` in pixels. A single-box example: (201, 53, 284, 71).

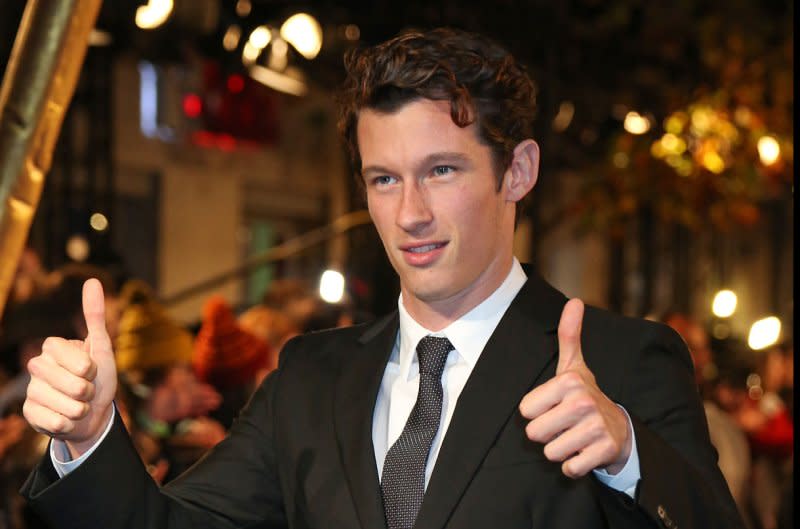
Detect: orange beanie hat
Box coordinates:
(193, 296, 272, 389)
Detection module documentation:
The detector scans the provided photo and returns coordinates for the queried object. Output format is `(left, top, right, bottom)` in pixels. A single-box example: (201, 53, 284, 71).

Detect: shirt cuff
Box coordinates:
(50, 403, 116, 478)
(592, 404, 640, 498)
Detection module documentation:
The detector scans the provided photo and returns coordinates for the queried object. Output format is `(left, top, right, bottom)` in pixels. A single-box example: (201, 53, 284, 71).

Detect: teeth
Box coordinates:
(408, 244, 440, 253)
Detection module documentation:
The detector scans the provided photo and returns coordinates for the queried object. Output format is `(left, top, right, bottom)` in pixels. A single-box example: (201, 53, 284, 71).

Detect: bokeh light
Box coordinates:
(624, 111, 651, 134)
(280, 13, 323, 59)
(135, 0, 173, 30)
(711, 289, 737, 318)
(90, 213, 109, 232)
(319, 270, 345, 303)
(757, 135, 780, 165)
(748, 316, 781, 350)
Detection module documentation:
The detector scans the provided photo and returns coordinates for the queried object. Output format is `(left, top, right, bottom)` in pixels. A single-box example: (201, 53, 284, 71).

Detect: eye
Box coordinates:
(371, 175, 397, 187)
(432, 165, 455, 176)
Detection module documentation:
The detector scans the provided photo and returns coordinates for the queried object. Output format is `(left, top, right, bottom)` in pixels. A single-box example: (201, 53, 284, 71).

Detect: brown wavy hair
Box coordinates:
(337, 27, 538, 195)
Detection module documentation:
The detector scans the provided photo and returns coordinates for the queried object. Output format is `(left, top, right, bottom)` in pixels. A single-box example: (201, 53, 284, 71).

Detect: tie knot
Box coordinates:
(416, 335, 452, 377)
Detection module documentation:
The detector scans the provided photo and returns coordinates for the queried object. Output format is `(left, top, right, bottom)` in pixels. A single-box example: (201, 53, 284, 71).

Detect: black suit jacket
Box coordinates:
(22, 274, 744, 529)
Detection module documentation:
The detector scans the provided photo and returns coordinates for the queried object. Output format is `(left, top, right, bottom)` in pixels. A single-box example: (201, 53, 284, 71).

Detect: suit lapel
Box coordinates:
(334, 312, 398, 529)
(415, 273, 567, 529)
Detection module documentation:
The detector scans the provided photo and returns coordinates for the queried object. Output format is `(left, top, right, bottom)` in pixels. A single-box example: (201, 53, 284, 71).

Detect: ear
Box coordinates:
(503, 139, 540, 203)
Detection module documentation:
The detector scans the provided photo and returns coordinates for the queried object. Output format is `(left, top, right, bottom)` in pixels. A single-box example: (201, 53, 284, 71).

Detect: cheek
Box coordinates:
(367, 200, 399, 254)
(368, 209, 387, 239)
(454, 190, 503, 237)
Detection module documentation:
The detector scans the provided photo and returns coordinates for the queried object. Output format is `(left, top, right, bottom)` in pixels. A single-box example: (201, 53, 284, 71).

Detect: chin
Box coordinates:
(405, 276, 462, 304)
(410, 287, 449, 303)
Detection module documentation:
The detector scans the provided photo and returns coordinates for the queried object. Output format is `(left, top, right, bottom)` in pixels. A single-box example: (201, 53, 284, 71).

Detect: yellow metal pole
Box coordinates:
(0, 0, 103, 318)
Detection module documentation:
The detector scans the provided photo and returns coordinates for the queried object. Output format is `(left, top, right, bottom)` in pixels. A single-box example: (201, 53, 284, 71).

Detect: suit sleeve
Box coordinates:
(596, 323, 745, 529)
(20, 361, 289, 529)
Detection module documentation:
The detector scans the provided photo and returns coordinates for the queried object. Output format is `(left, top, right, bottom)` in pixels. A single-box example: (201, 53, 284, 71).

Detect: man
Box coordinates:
(20, 28, 743, 529)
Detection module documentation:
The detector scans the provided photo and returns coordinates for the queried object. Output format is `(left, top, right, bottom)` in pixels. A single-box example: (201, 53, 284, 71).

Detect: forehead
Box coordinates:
(356, 99, 486, 168)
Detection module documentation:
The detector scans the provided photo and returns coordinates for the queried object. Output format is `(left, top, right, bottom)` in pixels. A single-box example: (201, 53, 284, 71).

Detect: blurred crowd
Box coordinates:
(660, 312, 793, 529)
(0, 248, 364, 529)
(0, 248, 793, 529)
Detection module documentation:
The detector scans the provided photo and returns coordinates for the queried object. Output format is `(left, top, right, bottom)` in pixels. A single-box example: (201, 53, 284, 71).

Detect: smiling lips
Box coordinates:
(400, 241, 448, 266)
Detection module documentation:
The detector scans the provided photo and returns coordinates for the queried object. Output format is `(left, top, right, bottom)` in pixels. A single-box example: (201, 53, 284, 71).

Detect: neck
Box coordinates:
(401, 255, 514, 331)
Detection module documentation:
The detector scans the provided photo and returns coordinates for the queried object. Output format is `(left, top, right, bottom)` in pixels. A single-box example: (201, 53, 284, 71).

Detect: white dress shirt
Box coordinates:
(54, 258, 639, 497)
(371, 258, 640, 496)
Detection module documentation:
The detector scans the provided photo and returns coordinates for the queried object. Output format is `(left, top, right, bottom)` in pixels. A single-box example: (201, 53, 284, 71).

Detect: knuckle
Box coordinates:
(65, 401, 89, 420)
(591, 415, 607, 434)
(582, 412, 599, 430)
(22, 400, 34, 422)
(41, 336, 56, 352)
(72, 380, 94, 400)
(561, 371, 583, 388)
(73, 358, 94, 379)
(26, 355, 42, 375)
(559, 327, 578, 342)
(48, 414, 68, 433)
(602, 437, 618, 455)
(25, 378, 41, 399)
(41, 336, 63, 355)
(572, 396, 595, 415)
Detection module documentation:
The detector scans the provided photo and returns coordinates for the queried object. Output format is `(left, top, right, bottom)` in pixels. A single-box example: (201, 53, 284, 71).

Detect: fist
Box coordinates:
(519, 299, 631, 478)
(23, 278, 118, 457)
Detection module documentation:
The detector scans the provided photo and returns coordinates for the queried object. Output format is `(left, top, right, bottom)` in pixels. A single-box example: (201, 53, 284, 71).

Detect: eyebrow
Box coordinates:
(361, 151, 473, 178)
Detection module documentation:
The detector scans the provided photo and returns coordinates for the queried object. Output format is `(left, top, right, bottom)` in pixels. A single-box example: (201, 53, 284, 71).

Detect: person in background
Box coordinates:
(261, 278, 319, 332)
(703, 339, 755, 527)
(237, 278, 316, 374)
(761, 340, 793, 417)
(663, 311, 716, 398)
(8, 248, 50, 307)
(742, 341, 793, 529)
(237, 304, 298, 376)
(114, 279, 225, 482)
(20, 27, 744, 529)
(193, 295, 273, 429)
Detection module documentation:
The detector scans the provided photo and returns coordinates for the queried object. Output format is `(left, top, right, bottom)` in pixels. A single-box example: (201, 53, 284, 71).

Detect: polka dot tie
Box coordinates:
(380, 335, 454, 529)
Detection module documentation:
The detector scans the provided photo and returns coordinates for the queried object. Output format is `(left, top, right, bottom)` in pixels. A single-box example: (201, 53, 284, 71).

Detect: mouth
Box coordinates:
(404, 242, 447, 253)
(399, 241, 448, 266)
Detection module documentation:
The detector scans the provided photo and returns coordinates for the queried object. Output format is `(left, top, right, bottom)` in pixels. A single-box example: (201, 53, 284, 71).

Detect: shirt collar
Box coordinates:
(395, 258, 528, 380)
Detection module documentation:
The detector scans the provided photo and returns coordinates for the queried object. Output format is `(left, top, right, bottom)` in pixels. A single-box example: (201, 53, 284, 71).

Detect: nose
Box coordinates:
(396, 180, 433, 234)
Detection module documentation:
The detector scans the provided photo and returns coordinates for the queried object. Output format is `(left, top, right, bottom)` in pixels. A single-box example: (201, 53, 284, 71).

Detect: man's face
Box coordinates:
(358, 99, 519, 328)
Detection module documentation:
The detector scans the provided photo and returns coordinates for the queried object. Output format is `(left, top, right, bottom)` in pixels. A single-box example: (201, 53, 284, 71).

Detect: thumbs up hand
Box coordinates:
(518, 299, 632, 478)
(23, 278, 118, 458)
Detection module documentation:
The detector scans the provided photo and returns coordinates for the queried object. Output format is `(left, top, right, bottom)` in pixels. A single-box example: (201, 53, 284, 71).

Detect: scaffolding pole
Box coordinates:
(0, 0, 103, 318)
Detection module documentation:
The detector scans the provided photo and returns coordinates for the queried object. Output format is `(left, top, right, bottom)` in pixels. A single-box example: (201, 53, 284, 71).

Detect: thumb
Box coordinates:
(82, 278, 112, 358)
(556, 298, 585, 374)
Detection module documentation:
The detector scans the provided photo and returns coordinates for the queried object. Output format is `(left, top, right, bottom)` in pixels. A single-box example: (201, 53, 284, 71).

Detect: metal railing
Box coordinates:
(161, 209, 372, 306)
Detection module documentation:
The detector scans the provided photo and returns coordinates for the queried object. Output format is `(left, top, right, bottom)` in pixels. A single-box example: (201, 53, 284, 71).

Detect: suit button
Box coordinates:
(657, 505, 674, 528)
